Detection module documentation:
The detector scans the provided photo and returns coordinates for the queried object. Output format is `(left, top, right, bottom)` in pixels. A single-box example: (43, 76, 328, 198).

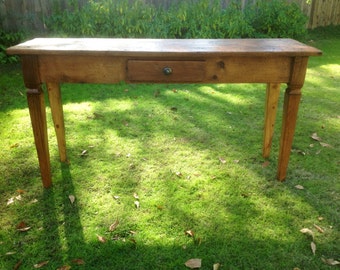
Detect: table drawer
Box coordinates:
(127, 60, 205, 82)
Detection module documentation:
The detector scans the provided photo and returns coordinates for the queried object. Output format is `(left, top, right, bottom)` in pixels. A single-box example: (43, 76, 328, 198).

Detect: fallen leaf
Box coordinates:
(17, 221, 31, 232)
(69, 195, 75, 204)
(185, 230, 195, 237)
(13, 260, 22, 270)
(175, 171, 183, 178)
(321, 258, 340, 266)
(16, 189, 25, 194)
(80, 149, 88, 156)
(213, 263, 221, 270)
(17, 226, 31, 232)
(10, 143, 19, 148)
(109, 220, 119, 232)
(134, 201, 140, 208)
(113, 195, 120, 200)
(97, 234, 107, 243)
(291, 149, 306, 156)
(34, 261, 49, 268)
(195, 237, 202, 246)
(311, 133, 321, 141)
(93, 112, 104, 119)
(219, 157, 226, 164)
(262, 160, 270, 168)
(311, 241, 316, 255)
(17, 221, 27, 229)
(300, 228, 314, 239)
(129, 238, 136, 244)
(185, 258, 202, 269)
(318, 216, 324, 221)
(57, 266, 71, 270)
(295, 185, 304, 190)
(133, 193, 139, 199)
(72, 258, 85, 265)
(313, 224, 324, 233)
(5, 251, 16, 255)
(6, 197, 15, 205)
(320, 142, 332, 148)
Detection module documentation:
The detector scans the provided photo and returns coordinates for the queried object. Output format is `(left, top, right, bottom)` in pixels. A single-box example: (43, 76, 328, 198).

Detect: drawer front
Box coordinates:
(127, 60, 205, 82)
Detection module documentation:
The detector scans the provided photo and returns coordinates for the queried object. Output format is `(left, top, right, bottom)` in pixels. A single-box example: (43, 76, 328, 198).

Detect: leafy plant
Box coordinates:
(44, 0, 307, 39)
(0, 30, 24, 64)
(246, 0, 308, 39)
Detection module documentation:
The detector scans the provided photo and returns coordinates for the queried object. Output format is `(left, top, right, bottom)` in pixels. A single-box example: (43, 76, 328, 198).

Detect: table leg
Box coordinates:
(27, 88, 52, 188)
(263, 83, 280, 158)
(47, 82, 67, 162)
(277, 56, 308, 181)
(277, 86, 301, 181)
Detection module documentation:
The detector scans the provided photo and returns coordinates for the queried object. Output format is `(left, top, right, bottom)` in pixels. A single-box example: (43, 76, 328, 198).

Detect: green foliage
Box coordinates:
(45, 0, 307, 39)
(0, 30, 24, 64)
(246, 0, 308, 38)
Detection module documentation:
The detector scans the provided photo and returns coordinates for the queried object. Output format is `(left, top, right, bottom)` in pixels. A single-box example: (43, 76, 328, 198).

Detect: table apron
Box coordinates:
(38, 55, 292, 84)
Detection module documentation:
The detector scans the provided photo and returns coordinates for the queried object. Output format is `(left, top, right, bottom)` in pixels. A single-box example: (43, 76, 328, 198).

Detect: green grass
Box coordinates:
(1, 26, 339, 269)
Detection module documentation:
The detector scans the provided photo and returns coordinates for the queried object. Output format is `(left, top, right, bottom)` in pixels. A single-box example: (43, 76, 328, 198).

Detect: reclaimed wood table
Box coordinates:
(7, 38, 321, 188)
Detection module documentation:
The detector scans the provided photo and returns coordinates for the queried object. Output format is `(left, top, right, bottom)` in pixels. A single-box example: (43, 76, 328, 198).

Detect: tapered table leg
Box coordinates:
(263, 83, 280, 158)
(22, 55, 52, 188)
(277, 57, 308, 181)
(47, 82, 67, 162)
(277, 87, 301, 181)
(27, 88, 52, 188)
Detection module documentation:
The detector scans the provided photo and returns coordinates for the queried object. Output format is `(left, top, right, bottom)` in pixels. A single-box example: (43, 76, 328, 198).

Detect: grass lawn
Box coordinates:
(0, 26, 339, 269)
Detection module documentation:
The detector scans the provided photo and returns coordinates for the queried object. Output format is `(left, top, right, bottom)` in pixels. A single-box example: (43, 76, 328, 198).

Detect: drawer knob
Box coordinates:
(163, 67, 172, 75)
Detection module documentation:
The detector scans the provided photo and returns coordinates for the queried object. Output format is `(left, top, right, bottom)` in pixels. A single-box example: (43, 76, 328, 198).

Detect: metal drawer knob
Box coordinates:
(163, 67, 172, 75)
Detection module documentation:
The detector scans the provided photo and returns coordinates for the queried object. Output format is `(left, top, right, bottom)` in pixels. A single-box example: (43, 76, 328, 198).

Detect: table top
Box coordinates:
(7, 38, 322, 57)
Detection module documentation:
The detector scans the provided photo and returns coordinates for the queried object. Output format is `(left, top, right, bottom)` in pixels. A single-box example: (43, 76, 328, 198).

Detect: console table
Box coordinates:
(7, 38, 321, 188)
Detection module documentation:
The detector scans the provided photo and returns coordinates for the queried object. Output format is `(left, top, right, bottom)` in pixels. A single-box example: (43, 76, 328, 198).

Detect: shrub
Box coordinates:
(0, 30, 24, 64)
(45, 0, 156, 37)
(40, 0, 309, 40)
(245, 0, 308, 39)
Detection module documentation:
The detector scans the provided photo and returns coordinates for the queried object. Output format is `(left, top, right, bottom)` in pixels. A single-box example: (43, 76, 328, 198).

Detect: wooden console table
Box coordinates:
(7, 38, 321, 188)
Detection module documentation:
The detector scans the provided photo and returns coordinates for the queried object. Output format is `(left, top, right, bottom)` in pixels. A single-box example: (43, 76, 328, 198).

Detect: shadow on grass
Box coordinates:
(31, 167, 325, 269)
(19, 156, 316, 269)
